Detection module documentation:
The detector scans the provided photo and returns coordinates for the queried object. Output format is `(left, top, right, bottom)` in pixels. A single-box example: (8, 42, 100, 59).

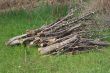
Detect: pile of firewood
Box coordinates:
(6, 9, 110, 55)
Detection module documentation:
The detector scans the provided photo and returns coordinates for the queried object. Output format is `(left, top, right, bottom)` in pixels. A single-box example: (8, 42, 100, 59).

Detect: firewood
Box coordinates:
(6, 34, 28, 46)
(69, 46, 96, 51)
(6, 9, 110, 55)
(21, 37, 35, 45)
(42, 23, 83, 38)
(38, 35, 78, 55)
(54, 34, 75, 43)
(29, 37, 40, 46)
(56, 23, 83, 38)
(86, 40, 110, 46)
(6, 36, 35, 46)
(51, 11, 95, 31)
(80, 38, 110, 46)
(6, 39, 21, 46)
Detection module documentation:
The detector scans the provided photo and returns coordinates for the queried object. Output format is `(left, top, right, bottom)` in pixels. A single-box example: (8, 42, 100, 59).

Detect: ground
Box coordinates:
(0, 6, 110, 73)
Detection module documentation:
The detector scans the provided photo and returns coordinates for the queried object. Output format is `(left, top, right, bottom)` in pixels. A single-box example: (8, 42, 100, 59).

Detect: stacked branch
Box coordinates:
(6, 10, 110, 55)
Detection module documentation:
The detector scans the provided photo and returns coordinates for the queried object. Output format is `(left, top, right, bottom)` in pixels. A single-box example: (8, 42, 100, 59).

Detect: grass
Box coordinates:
(0, 5, 110, 73)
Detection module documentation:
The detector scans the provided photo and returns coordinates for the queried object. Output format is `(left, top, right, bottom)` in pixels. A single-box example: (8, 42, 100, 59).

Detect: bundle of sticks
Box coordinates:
(6, 10, 110, 55)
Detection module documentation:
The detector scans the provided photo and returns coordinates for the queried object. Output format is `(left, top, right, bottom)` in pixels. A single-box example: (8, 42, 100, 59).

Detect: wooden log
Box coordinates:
(29, 37, 40, 46)
(21, 37, 35, 45)
(80, 38, 110, 46)
(42, 23, 82, 37)
(38, 35, 78, 55)
(53, 11, 96, 30)
(69, 46, 96, 51)
(56, 23, 83, 38)
(6, 36, 35, 46)
(6, 39, 22, 46)
(87, 41, 110, 46)
(6, 34, 28, 46)
(38, 34, 75, 47)
(54, 34, 75, 43)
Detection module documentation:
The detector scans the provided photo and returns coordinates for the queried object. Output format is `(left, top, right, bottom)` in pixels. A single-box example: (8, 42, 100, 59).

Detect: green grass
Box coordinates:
(0, 5, 110, 73)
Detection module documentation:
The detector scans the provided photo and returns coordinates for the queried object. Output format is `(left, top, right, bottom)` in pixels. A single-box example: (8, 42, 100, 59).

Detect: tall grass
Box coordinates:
(0, 0, 37, 11)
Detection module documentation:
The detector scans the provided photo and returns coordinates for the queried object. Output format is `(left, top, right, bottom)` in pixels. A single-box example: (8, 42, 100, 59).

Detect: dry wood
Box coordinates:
(57, 23, 83, 38)
(51, 11, 95, 31)
(38, 35, 78, 55)
(6, 36, 35, 46)
(42, 23, 82, 38)
(6, 34, 28, 46)
(80, 38, 110, 46)
(86, 40, 110, 46)
(7, 39, 22, 46)
(29, 37, 40, 46)
(6, 9, 110, 55)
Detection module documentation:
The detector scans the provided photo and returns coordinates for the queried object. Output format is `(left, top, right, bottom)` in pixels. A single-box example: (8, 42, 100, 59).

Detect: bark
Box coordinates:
(38, 35, 78, 55)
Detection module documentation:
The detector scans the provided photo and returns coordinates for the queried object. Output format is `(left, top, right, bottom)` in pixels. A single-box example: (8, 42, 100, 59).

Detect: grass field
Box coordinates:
(0, 5, 110, 73)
